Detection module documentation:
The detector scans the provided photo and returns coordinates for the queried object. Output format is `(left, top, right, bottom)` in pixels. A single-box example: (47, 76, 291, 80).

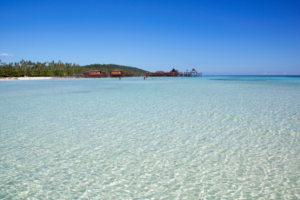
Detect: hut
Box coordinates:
(90, 69, 106, 76)
(110, 69, 122, 76)
(190, 68, 202, 77)
(166, 68, 178, 76)
(122, 71, 134, 77)
(155, 71, 165, 76)
(83, 71, 91, 75)
(146, 72, 154, 76)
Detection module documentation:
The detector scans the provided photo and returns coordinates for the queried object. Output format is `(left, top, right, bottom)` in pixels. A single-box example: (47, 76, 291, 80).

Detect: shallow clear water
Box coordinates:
(0, 76, 300, 199)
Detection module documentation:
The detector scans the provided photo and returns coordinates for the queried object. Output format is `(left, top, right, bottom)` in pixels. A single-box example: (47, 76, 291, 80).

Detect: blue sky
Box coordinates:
(1, 0, 299, 75)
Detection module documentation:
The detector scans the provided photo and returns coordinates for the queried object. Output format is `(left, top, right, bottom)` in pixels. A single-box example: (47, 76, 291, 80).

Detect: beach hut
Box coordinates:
(155, 71, 165, 76)
(146, 72, 154, 76)
(110, 69, 122, 76)
(190, 68, 202, 77)
(190, 68, 197, 75)
(166, 68, 178, 76)
(83, 71, 91, 75)
(122, 71, 134, 77)
(90, 69, 106, 76)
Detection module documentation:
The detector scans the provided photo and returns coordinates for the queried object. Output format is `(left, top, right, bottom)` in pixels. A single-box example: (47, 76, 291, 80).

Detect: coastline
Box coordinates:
(0, 77, 80, 81)
(0, 77, 54, 81)
(0, 76, 141, 81)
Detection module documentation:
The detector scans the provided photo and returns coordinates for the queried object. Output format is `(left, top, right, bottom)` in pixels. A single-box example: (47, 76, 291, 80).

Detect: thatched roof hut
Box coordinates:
(90, 69, 106, 75)
(110, 69, 122, 76)
(155, 71, 165, 76)
(122, 71, 134, 76)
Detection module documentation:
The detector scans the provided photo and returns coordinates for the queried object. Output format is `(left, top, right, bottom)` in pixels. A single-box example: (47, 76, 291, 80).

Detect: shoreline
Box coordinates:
(0, 76, 141, 81)
(0, 77, 54, 81)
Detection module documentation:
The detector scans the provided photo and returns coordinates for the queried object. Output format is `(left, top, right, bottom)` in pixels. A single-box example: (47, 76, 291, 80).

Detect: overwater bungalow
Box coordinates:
(122, 71, 134, 77)
(190, 68, 202, 77)
(166, 68, 178, 76)
(155, 71, 166, 76)
(83, 71, 90, 75)
(90, 69, 106, 75)
(83, 70, 106, 76)
(110, 69, 122, 76)
(138, 68, 202, 77)
(190, 68, 197, 76)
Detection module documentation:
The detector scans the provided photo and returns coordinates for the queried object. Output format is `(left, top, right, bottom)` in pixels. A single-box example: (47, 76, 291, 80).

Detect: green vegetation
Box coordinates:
(0, 60, 148, 77)
(0, 60, 81, 77)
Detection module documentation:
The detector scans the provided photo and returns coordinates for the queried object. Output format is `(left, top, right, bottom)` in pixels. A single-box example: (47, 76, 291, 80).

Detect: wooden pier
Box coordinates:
(146, 68, 202, 77)
(179, 68, 202, 77)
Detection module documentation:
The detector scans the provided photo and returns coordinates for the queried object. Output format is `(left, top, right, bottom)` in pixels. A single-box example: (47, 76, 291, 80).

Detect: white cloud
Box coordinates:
(0, 53, 14, 56)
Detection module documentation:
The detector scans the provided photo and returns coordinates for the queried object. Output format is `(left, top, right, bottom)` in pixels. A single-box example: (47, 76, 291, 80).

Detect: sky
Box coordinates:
(1, 0, 300, 75)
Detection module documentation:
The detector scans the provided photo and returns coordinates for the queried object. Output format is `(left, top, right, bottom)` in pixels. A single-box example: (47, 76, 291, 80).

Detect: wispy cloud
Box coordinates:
(0, 53, 14, 56)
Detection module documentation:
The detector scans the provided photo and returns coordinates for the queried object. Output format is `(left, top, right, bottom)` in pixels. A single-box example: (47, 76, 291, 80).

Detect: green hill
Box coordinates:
(0, 60, 148, 77)
(83, 64, 148, 76)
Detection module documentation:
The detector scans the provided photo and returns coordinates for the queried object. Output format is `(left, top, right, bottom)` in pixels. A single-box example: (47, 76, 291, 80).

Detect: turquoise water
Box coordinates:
(0, 76, 300, 199)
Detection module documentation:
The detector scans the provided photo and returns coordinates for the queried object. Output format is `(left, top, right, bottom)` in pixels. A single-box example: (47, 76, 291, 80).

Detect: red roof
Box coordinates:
(90, 69, 106, 73)
(110, 69, 122, 72)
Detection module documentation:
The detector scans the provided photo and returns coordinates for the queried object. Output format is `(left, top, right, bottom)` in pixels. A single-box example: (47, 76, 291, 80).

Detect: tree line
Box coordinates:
(0, 60, 148, 77)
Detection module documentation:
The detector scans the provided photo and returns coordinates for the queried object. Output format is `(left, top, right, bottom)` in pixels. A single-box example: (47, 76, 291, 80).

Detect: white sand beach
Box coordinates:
(18, 77, 53, 80)
(0, 77, 53, 81)
(0, 77, 19, 81)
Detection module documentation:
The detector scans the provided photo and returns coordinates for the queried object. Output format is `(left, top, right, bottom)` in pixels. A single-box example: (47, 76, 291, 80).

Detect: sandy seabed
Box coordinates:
(1, 76, 300, 199)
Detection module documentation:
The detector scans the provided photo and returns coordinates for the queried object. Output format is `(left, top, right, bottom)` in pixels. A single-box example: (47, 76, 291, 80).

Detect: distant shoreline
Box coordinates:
(1, 75, 299, 81)
(0, 77, 69, 81)
(0, 76, 144, 81)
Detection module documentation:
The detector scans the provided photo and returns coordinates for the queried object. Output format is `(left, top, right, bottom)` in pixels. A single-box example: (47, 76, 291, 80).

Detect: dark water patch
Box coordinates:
(210, 78, 266, 82)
